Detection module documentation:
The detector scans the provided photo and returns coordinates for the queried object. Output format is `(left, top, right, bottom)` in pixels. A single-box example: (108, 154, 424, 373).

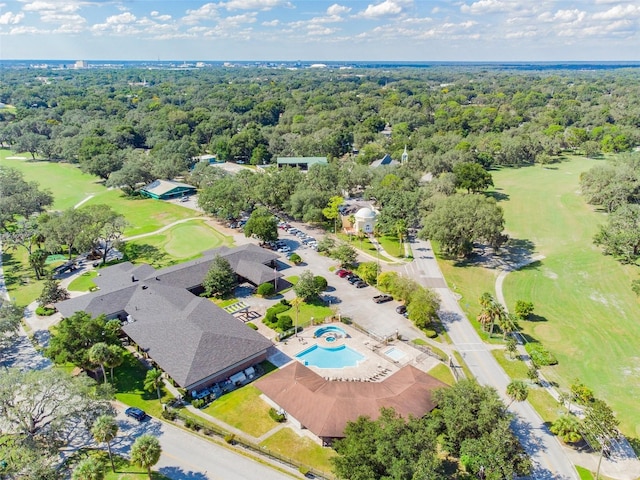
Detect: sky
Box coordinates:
(0, 0, 639, 61)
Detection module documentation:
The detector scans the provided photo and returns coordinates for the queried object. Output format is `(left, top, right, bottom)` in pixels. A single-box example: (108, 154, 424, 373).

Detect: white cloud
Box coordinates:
(592, 4, 640, 20)
(221, 0, 292, 11)
(150, 11, 172, 21)
(262, 19, 279, 26)
(182, 3, 220, 24)
(360, 0, 405, 19)
(0, 11, 24, 24)
(327, 4, 350, 16)
(21, 1, 81, 13)
(461, 0, 514, 15)
(105, 12, 136, 25)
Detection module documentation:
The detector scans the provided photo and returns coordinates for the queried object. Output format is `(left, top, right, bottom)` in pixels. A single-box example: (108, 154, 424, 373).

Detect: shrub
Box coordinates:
(185, 418, 202, 431)
(525, 342, 558, 367)
(422, 328, 437, 338)
(192, 398, 206, 408)
(35, 306, 56, 316)
(280, 298, 290, 307)
(256, 282, 275, 297)
(246, 322, 258, 330)
(264, 302, 291, 327)
(269, 407, 286, 423)
(161, 409, 177, 421)
(277, 315, 293, 331)
(289, 253, 302, 264)
(313, 275, 328, 291)
(224, 433, 236, 444)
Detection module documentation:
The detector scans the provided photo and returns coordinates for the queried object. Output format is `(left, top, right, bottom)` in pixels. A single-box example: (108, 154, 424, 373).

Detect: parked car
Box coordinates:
(373, 294, 393, 304)
(277, 246, 291, 253)
(348, 276, 362, 284)
(337, 270, 352, 278)
(354, 280, 368, 288)
(396, 305, 407, 315)
(125, 407, 148, 422)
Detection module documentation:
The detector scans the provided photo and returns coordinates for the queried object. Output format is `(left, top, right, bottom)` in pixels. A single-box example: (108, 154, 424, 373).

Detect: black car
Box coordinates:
(347, 275, 362, 284)
(125, 407, 148, 422)
(396, 305, 407, 315)
(373, 294, 393, 304)
(354, 280, 368, 288)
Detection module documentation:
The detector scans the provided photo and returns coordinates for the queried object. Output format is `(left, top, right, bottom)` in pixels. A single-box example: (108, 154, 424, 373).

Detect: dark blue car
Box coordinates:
(125, 407, 148, 422)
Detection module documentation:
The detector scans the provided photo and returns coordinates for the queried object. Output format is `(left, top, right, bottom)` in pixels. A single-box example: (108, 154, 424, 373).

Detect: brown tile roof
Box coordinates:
(254, 362, 448, 439)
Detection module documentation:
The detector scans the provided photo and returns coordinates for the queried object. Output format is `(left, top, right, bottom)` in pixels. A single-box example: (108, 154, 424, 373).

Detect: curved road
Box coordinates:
(405, 237, 578, 480)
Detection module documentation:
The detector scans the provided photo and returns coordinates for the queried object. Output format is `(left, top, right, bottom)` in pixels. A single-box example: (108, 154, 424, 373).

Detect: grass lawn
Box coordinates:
(126, 220, 233, 267)
(67, 270, 98, 292)
(203, 385, 277, 438)
(427, 362, 456, 386)
(491, 349, 530, 379)
(84, 189, 199, 237)
(2, 247, 46, 306)
(377, 234, 405, 258)
(440, 156, 640, 437)
(0, 152, 107, 211)
(112, 351, 173, 419)
(260, 427, 337, 475)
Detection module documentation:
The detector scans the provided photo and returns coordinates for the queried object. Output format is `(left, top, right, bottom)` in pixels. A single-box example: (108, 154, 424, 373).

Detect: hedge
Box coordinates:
(525, 342, 558, 367)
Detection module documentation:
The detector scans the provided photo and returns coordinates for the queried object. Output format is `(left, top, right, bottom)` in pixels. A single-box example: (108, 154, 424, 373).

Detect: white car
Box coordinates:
(277, 246, 291, 253)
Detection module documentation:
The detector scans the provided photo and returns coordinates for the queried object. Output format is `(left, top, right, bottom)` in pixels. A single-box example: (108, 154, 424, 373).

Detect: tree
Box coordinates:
(594, 203, 640, 264)
(583, 399, 619, 480)
(72, 458, 105, 480)
(41, 208, 94, 259)
(514, 300, 534, 320)
(506, 380, 529, 408)
(82, 205, 128, 265)
(89, 342, 112, 384)
(453, 161, 494, 193)
(406, 287, 441, 331)
(91, 415, 119, 472)
(37, 279, 69, 307)
(420, 194, 505, 257)
(0, 166, 53, 231)
(332, 408, 444, 480)
(293, 270, 323, 301)
(322, 195, 343, 234)
(144, 368, 163, 402)
(476, 292, 505, 337)
(506, 337, 518, 359)
(104, 344, 124, 380)
(130, 434, 162, 480)
(29, 249, 48, 280)
(356, 261, 380, 285)
(0, 300, 23, 349)
(202, 255, 237, 298)
(243, 207, 278, 243)
(550, 415, 582, 444)
(46, 311, 120, 369)
(0, 368, 111, 466)
(330, 243, 357, 267)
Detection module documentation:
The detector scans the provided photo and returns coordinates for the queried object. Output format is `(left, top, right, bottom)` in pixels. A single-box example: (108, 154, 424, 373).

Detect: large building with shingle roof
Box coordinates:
(255, 362, 448, 445)
(55, 244, 278, 391)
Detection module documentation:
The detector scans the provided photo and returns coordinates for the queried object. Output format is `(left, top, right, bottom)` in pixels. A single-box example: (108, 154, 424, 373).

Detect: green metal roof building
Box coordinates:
(140, 180, 197, 200)
(276, 156, 327, 170)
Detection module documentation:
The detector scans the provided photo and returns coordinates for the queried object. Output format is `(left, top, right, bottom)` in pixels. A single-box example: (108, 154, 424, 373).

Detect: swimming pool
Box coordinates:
(314, 325, 347, 337)
(296, 344, 364, 369)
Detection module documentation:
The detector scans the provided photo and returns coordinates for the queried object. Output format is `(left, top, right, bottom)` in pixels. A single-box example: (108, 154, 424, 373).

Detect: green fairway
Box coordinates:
(83, 189, 199, 237)
(487, 157, 640, 437)
(0, 152, 106, 210)
(126, 220, 233, 267)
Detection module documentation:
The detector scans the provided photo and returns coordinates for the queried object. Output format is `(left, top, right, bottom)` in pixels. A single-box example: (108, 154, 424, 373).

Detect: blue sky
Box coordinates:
(1, 0, 639, 61)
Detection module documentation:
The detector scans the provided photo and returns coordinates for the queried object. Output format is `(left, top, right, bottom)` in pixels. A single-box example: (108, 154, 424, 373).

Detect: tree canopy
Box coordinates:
(202, 255, 237, 298)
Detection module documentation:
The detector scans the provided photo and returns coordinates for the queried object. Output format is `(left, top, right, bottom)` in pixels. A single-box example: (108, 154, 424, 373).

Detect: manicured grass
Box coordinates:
(112, 351, 172, 419)
(2, 247, 45, 307)
(260, 427, 337, 475)
(489, 157, 640, 437)
(126, 220, 232, 267)
(436, 156, 640, 437)
(203, 385, 276, 438)
(575, 465, 595, 480)
(377, 234, 404, 258)
(67, 270, 98, 292)
(296, 300, 335, 328)
(427, 362, 456, 386)
(527, 387, 561, 425)
(72, 450, 171, 480)
(491, 349, 530, 379)
(0, 152, 106, 210)
(84, 189, 198, 237)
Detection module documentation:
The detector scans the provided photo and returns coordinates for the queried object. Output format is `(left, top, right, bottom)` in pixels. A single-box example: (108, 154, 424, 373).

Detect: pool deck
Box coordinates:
(274, 322, 441, 382)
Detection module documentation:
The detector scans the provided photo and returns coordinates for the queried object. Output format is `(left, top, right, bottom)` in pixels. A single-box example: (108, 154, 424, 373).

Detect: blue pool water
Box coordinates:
(314, 325, 347, 337)
(296, 344, 364, 368)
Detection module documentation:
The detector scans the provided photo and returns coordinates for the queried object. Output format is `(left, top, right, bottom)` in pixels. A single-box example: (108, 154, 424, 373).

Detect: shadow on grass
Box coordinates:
(122, 243, 167, 265)
(525, 313, 548, 322)
(486, 190, 510, 202)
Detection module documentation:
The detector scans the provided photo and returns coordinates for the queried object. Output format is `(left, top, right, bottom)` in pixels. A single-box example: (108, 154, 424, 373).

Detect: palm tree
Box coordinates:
(91, 415, 119, 472)
(550, 414, 582, 444)
(130, 434, 162, 480)
(506, 380, 529, 408)
(506, 337, 518, 359)
(89, 342, 112, 383)
(72, 458, 105, 480)
(144, 368, 163, 402)
(105, 344, 124, 381)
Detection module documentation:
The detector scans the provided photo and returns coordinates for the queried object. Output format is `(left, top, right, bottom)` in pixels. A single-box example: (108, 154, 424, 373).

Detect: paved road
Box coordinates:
(408, 236, 578, 480)
(109, 406, 297, 480)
